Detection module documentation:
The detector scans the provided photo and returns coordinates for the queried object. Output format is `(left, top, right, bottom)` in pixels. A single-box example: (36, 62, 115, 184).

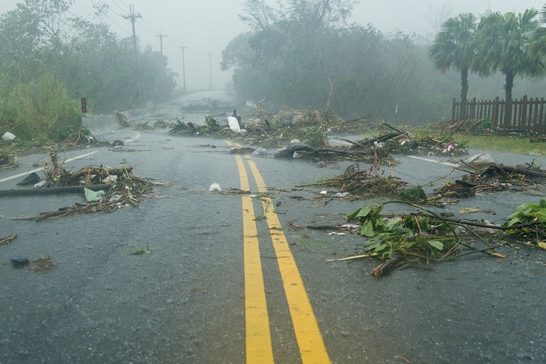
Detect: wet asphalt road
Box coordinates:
(0, 128, 545, 364)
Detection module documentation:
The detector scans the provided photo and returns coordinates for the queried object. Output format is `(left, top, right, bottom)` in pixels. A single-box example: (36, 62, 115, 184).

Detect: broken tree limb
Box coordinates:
(381, 122, 404, 135)
(0, 184, 111, 197)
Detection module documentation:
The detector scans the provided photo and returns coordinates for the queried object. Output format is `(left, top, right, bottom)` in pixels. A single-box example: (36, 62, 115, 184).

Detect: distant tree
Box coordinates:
(240, 0, 357, 30)
(429, 13, 478, 116)
(476, 9, 544, 123)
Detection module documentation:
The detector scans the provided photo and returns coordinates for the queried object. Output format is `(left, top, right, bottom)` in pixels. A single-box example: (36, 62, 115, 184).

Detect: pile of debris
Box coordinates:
(0, 152, 17, 169)
(298, 163, 426, 201)
(338, 199, 546, 277)
(435, 160, 546, 200)
(62, 128, 98, 147)
(348, 126, 466, 157)
(169, 116, 232, 137)
(29, 149, 159, 221)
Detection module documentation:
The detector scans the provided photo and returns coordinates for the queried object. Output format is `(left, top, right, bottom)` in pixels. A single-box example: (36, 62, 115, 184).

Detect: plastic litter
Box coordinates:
(464, 153, 495, 166)
(34, 180, 47, 189)
(209, 183, 222, 192)
(228, 116, 241, 133)
(17, 172, 41, 186)
(10, 257, 29, 268)
(252, 148, 268, 156)
(103, 175, 118, 184)
(2, 132, 15, 142)
(84, 188, 105, 202)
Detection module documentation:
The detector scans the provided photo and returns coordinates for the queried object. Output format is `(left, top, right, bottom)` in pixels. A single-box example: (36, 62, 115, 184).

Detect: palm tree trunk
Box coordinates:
(460, 67, 469, 119)
(504, 71, 514, 125)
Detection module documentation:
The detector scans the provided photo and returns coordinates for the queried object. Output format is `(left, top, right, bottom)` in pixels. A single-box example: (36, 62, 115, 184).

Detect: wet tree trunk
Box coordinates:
(460, 67, 469, 119)
(504, 71, 514, 125)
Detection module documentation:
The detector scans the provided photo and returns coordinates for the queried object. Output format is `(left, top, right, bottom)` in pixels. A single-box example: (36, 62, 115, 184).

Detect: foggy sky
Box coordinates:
(0, 0, 544, 90)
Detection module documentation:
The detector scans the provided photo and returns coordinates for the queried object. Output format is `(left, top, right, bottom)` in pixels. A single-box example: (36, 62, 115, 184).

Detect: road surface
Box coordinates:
(0, 124, 545, 363)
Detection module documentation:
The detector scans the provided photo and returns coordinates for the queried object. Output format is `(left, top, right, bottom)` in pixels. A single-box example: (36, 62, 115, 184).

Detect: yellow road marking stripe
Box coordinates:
(246, 158, 331, 364)
(235, 156, 274, 364)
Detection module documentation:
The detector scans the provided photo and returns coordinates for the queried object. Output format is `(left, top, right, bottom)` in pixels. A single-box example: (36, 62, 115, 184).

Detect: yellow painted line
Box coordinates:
(246, 158, 331, 364)
(235, 156, 274, 364)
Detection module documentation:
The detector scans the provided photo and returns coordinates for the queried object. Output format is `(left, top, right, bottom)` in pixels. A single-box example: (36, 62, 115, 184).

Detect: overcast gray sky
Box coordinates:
(0, 0, 544, 89)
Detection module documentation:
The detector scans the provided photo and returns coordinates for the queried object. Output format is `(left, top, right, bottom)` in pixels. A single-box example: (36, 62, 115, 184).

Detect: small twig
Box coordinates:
(0, 234, 17, 246)
(327, 253, 374, 262)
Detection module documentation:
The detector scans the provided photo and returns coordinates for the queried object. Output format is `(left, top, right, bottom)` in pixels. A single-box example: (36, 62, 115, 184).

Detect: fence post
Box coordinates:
(492, 97, 499, 127)
(538, 97, 546, 133)
(531, 98, 538, 131)
(521, 95, 528, 129)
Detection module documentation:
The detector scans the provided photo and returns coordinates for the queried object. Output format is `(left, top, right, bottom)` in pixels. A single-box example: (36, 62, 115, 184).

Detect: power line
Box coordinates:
(109, 0, 129, 15)
(85, 0, 129, 34)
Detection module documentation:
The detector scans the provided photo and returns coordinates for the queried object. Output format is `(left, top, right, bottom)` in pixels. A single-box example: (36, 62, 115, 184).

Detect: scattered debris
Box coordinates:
(2, 131, 16, 142)
(504, 199, 546, 244)
(348, 124, 467, 157)
(63, 128, 97, 146)
(0, 234, 17, 246)
(130, 245, 151, 255)
(228, 116, 242, 133)
(463, 153, 495, 166)
(17, 172, 42, 186)
(30, 256, 57, 272)
(334, 199, 546, 277)
(298, 164, 422, 201)
(25, 149, 159, 221)
(84, 188, 106, 202)
(229, 147, 255, 154)
(112, 140, 125, 147)
(0, 153, 18, 169)
(10, 257, 29, 268)
(209, 183, 222, 192)
(435, 162, 546, 200)
(458, 207, 480, 214)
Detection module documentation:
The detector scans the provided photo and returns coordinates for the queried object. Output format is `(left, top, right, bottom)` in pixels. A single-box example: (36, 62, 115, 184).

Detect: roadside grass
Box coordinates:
(411, 126, 546, 156)
(453, 134, 546, 156)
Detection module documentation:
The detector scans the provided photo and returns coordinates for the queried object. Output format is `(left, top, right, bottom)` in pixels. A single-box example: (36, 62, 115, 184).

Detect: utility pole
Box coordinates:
(179, 42, 187, 91)
(156, 30, 167, 56)
(122, 4, 142, 59)
(209, 52, 213, 91)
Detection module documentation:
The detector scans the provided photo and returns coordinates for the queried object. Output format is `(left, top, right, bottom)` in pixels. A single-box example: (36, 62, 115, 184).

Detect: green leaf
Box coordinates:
(428, 240, 444, 251)
(360, 221, 377, 237)
(348, 206, 372, 221)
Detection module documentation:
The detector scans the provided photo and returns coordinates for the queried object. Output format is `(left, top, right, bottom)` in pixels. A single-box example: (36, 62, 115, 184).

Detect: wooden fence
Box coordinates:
(452, 96, 546, 132)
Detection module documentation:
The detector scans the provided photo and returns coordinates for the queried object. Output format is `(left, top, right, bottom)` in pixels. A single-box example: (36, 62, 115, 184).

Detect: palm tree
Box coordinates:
(532, 5, 546, 56)
(430, 13, 478, 118)
(476, 9, 544, 124)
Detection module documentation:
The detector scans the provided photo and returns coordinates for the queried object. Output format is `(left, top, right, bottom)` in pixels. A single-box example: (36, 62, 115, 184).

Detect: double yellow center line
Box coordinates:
(236, 156, 331, 364)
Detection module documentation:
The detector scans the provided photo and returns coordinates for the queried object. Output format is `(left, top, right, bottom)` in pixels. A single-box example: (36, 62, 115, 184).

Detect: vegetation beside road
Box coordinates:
(223, 1, 546, 123)
(0, 0, 176, 144)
